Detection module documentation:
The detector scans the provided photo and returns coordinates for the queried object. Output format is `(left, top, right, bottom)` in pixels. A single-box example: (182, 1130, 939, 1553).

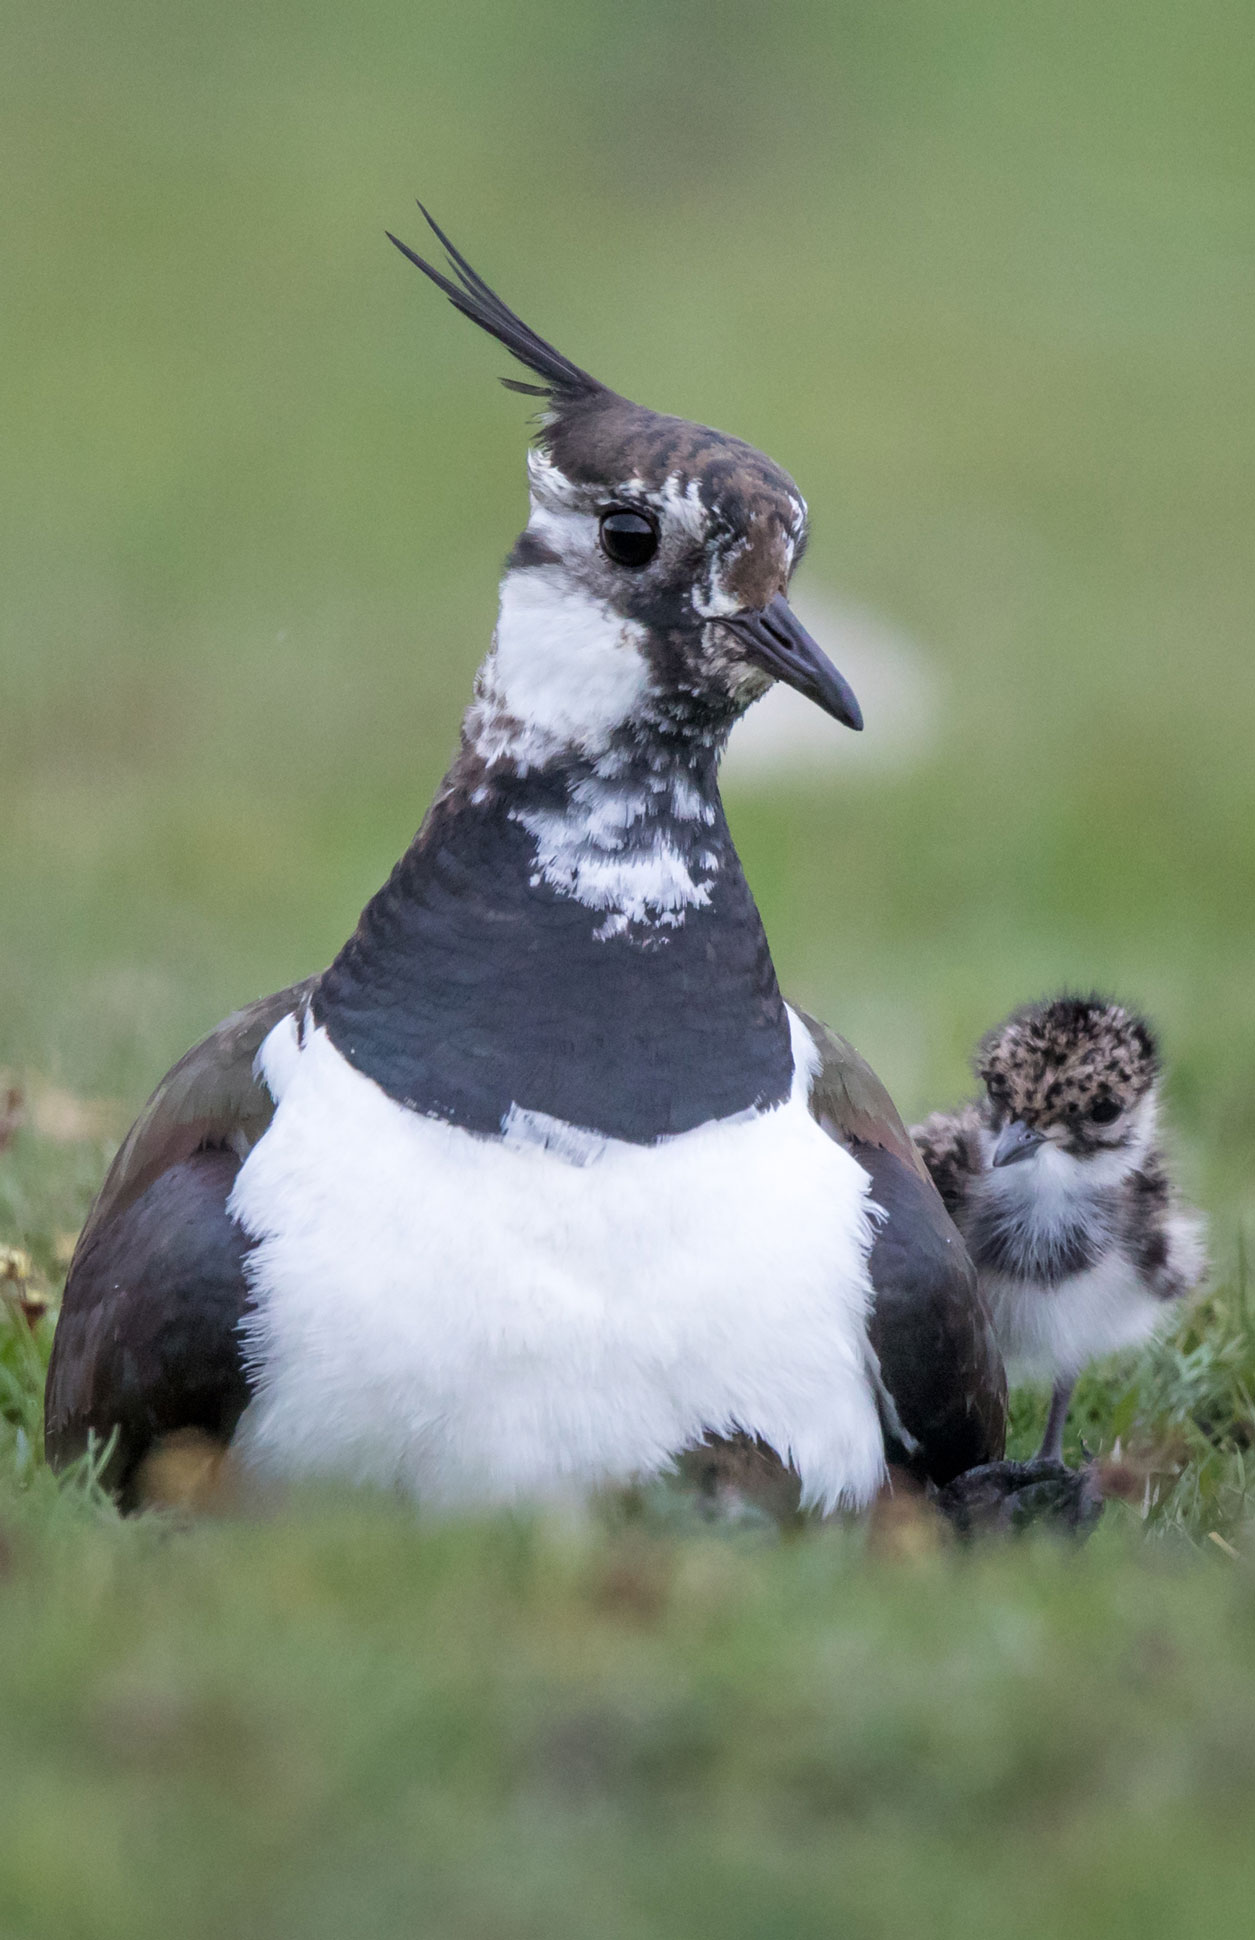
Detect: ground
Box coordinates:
(2, 0, 1254, 1932)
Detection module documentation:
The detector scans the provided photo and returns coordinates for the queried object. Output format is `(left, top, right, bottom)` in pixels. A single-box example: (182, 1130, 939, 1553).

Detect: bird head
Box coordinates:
(389, 210, 862, 764)
(975, 995, 1161, 1173)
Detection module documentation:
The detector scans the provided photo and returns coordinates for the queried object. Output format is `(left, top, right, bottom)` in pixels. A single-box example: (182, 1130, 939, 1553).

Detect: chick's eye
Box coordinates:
(1089, 1098, 1121, 1125)
(599, 508, 659, 569)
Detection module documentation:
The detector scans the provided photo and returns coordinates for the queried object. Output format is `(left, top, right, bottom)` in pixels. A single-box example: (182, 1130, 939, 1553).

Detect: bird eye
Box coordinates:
(1089, 1098, 1121, 1125)
(599, 508, 659, 569)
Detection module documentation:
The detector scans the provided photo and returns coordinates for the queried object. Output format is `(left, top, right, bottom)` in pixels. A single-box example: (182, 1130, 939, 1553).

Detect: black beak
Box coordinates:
(723, 594, 863, 731)
(991, 1120, 1047, 1168)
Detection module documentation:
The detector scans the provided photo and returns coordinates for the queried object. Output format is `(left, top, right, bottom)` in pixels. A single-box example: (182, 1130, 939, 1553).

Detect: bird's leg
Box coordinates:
(1036, 1378, 1075, 1465)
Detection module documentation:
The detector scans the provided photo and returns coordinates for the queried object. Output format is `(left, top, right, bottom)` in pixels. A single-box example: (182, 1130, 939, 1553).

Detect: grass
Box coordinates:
(6, 1304, 1255, 1940)
(5, 1486, 1255, 1940)
(3, 0, 1255, 1929)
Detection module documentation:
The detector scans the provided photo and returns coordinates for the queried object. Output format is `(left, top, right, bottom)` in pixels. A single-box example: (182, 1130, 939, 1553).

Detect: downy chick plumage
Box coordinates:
(913, 994, 1205, 1460)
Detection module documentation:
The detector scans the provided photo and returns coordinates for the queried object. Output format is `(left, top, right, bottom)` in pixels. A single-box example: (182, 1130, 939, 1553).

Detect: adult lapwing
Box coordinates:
(46, 211, 1005, 1512)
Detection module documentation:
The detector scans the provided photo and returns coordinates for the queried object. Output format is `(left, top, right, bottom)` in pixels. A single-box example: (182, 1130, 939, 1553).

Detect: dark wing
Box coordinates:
(44, 979, 315, 1500)
(73, 978, 316, 1251)
(910, 1102, 986, 1221)
(797, 1010, 1007, 1484)
(1120, 1151, 1207, 1302)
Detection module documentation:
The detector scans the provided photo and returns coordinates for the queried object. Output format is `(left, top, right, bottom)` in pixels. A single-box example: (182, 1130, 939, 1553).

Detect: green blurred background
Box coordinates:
(3, 5, 1255, 1933)
(4, 0, 1252, 1232)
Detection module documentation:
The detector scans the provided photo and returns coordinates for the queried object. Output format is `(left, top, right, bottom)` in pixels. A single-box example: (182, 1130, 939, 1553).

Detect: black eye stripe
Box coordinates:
(599, 508, 659, 569)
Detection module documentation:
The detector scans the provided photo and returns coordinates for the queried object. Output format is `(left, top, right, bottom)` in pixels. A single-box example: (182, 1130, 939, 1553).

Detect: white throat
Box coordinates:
(476, 565, 652, 766)
(464, 487, 727, 941)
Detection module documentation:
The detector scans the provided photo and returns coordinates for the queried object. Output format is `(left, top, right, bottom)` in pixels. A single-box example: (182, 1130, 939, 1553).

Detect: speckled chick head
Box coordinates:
(977, 995, 1160, 1157)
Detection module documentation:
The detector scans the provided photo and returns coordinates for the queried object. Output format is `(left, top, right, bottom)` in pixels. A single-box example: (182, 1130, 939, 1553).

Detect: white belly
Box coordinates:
(984, 1253, 1167, 1382)
(229, 1007, 884, 1513)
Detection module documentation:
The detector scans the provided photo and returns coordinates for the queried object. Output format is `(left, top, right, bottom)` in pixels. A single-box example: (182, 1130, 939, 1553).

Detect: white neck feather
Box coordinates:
(473, 566, 652, 768)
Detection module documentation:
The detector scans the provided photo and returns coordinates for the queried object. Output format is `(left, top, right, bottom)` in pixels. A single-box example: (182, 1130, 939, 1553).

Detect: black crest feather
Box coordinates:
(387, 205, 606, 404)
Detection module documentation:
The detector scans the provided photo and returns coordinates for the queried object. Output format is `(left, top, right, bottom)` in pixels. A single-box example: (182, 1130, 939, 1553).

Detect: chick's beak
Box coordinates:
(724, 594, 863, 730)
(991, 1120, 1047, 1168)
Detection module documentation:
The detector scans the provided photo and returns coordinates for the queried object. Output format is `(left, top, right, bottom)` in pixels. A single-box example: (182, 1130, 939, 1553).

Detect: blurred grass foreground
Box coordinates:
(2, 0, 1255, 1933)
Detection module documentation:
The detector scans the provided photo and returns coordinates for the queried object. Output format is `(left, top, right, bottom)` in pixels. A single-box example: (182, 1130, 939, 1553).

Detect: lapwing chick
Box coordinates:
(46, 210, 1007, 1514)
(913, 995, 1205, 1463)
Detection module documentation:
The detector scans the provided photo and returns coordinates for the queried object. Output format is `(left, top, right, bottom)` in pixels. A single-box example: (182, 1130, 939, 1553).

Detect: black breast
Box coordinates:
(313, 771, 792, 1143)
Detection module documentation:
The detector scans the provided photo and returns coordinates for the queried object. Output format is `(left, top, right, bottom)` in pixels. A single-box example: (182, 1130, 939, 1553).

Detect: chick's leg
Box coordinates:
(1037, 1377, 1075, 1464)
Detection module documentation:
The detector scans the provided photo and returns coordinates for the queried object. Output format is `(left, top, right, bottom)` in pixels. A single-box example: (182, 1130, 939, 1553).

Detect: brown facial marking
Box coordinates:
(543, 394, 805, 616)
(721, 510, 797, 611)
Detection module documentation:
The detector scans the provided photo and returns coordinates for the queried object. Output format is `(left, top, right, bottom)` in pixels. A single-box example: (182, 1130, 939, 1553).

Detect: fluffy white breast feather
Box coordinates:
(229, 1009, 885, 1513)
(981, 1255, 1167, 1382)
(972, 1109, 1194, 1381)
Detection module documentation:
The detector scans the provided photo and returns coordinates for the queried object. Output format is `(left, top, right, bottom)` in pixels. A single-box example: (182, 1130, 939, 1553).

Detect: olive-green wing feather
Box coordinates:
(74, 978, 316, 1253)
(796, 1009, 1007, 1483)
(797, 1011, 932, 1183)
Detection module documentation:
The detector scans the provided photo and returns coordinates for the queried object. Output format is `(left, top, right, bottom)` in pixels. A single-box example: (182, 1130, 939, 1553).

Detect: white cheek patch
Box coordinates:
(479, 565, 651, 759)
(1116, 1094, 1158, 1172)
(525, 448, 586, 511)
(527, 502, 597, 554)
